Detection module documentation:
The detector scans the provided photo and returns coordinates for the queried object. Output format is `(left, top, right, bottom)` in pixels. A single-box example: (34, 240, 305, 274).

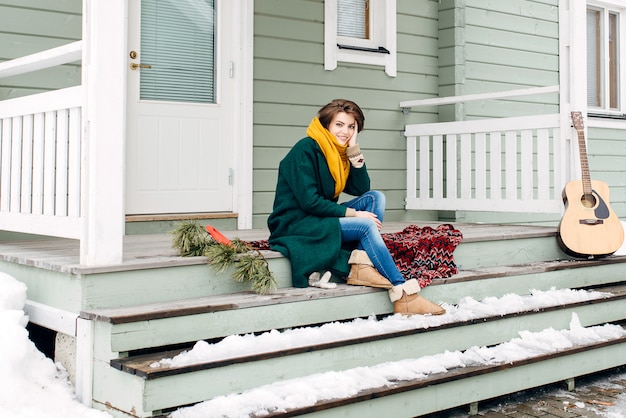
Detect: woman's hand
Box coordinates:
(348, 123, 358, 147)
(355, 210, 382, 230)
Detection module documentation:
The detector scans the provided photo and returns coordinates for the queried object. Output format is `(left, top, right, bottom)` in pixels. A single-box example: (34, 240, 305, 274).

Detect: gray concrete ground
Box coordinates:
(428, 366, 626, 418)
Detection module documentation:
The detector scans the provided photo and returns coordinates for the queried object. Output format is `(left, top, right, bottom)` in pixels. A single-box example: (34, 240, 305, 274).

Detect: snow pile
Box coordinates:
(171, 313, 626, 418)
(0, 273, 111, 418)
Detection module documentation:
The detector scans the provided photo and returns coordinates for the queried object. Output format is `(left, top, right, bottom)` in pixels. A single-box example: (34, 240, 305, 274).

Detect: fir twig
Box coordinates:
(204, 241, 239, 273)
(170, 220, 210, 256)
(232, 251, 277, 295)
(170, 221, 277, 294)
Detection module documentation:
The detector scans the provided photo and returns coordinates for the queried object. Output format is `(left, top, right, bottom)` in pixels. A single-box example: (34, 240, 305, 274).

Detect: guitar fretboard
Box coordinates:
(576, 130, 592, 195)
(571, 111, 592, 196)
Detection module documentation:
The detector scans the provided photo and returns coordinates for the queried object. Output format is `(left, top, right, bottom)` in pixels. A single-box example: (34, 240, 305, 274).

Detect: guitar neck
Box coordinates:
(576, 130, 593, 195)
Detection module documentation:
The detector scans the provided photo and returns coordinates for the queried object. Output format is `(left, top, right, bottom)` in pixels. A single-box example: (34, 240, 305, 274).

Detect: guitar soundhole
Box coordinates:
(581, 193, 596, 208)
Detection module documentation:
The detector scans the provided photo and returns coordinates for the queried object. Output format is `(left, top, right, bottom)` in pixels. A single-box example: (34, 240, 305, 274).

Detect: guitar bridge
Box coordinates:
(579, 219, 604, 225)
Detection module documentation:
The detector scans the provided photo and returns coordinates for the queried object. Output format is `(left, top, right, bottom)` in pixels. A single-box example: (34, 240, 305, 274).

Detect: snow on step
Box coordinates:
(168, 312, 626, 418)
(152, 287, 610, 369)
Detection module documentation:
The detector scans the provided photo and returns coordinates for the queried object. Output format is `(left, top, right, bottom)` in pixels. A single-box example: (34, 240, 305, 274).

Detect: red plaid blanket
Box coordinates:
(381, 224, 462, 288)
(247, 223, 462, 288)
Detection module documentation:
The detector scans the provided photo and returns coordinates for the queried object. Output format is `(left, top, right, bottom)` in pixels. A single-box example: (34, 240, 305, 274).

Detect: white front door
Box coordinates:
(126, 0, 234, 214)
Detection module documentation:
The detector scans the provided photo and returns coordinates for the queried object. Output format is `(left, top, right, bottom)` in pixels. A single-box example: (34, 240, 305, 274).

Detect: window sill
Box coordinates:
(588, 112, 626, 120)
(337, 44, 390, 54)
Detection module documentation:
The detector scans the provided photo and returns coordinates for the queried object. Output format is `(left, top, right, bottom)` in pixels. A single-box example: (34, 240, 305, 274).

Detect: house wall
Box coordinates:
(449, 0, 626, 225)
(587, 126, 626, 221)
(250, 0, 575, 229)
(0, 0, 82, 100)
(439, 0, 560, 121)
(437, 0, 565, 225)
(2, 0, 623, 230)
(251, 0, 443, 229)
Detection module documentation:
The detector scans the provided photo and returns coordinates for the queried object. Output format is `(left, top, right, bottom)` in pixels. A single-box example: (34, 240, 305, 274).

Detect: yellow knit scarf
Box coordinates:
(306, 117, 350, 199)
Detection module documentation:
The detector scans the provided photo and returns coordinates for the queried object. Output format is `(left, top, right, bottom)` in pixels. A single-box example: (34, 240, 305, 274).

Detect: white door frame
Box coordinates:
(124, 0, 253, 227)
(232, 0, 254, 229)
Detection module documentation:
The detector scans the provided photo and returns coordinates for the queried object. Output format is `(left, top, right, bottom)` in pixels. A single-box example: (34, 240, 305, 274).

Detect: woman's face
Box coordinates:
(328, 112, 356, 145)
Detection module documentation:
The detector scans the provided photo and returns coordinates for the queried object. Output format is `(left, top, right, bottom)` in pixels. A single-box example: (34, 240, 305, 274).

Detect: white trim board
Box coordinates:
(24, 300, 78, 336)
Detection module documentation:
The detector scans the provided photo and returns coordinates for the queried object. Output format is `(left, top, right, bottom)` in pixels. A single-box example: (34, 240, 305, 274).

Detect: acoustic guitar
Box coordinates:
(557, 111, 624, 258)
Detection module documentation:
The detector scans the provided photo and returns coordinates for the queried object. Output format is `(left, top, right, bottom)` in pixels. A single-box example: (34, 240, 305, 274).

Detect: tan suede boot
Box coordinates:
(389, 279, 445, 316)
(346, 250, 393, 289)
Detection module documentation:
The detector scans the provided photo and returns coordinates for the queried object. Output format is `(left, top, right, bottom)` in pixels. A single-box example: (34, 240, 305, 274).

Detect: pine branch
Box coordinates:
(232, 252, 277, 295)
(204, 242, 239, 273)
(170, 220, 210, 256)
(170, 221, 277, 294)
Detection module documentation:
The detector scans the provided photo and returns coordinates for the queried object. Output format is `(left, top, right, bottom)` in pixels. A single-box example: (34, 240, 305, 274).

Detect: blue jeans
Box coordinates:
(340, 190, 405, 286)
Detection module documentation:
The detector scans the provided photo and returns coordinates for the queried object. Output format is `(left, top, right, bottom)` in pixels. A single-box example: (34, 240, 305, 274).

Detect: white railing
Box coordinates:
(402, 86, 570, 214)
(0, 41, 83, 238)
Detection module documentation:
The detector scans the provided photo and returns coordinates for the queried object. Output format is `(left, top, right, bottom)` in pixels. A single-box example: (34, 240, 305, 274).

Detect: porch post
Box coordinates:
(235, 0, 255, 230)
(566, 0, 587, 181)
(81, 0, 127, 265)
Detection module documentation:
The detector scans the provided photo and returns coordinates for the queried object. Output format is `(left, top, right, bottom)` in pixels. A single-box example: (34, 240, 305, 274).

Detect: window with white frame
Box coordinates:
(324, 0, 396, 77)
(587, 2, 625, 114)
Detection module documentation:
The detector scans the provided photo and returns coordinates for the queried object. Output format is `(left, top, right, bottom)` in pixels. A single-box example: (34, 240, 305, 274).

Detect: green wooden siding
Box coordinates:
(435, 0, 565, 225)
(438, 0, 559, 121)
(252, 0, 442, 228)
(251, 0, 570, 228)
(587, 127, 626, 220)
(0, 1, 82, 100)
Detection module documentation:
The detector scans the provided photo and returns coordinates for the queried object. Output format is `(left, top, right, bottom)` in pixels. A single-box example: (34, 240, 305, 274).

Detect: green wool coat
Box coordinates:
(268, 137, 371, 288)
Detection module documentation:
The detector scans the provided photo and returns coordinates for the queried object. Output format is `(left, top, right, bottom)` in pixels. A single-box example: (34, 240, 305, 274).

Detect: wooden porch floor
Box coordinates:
(0, 222, 558, 275)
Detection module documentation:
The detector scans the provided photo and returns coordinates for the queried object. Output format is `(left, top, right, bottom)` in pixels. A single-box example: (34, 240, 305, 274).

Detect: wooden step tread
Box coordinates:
(81, 257, 626, 325)
(110, 284, 626, 379)
(81, 284, 381, 324)
(448, 255, 626, 283)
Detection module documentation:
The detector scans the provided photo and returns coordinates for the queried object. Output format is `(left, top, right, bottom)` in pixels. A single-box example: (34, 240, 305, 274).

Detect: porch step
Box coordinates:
(258, 332, 626, 418)
(110, 284, 626, 380)
(76, 223, 626, 417)
(92, 282, 626, 417)
(0, 223, 568, 312)
(80, 256, 626, 353)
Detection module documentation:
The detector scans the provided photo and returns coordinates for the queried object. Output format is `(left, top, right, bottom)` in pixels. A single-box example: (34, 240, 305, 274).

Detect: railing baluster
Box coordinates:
(520, 129, 533, 200)
(475, 132, 487, 200)
(490, 131, 502, 200)
(419, 135, 430, 199)
(43, 111, 57, 216)
(21, 115, 34, 214)
(536, 128, 551, 201)
(1, 118, 11, 212)
(32, 113, 45, 215)
(446, 134, 458, 200)
(505, 131, 517, 200)
(10, 116, 23, 212)
(406, 136, 417, 201)
(432, 135, 443, 199)
(460, 133, 472, 199)
(55, 109, 69, 217)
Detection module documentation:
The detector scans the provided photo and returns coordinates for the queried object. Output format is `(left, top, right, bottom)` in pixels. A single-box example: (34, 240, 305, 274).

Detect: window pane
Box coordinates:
(587, 9, 602, 107)
(140, 0, 216, 103)
(337, 0, 369, 39)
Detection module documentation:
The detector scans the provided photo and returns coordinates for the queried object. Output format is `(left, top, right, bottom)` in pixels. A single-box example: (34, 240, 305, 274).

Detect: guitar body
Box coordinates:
(557, 179, 624, 257)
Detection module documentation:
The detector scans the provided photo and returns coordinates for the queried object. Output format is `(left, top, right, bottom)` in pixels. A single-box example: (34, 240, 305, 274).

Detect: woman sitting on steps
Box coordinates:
(267, 99, 444, 316)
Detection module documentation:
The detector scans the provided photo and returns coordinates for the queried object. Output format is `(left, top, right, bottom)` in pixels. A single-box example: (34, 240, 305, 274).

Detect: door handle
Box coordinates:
(130, 62, 152, 70)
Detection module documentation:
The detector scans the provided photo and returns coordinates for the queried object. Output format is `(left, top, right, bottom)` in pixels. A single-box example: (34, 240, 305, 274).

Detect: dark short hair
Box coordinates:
(317, 99, 365, 132)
